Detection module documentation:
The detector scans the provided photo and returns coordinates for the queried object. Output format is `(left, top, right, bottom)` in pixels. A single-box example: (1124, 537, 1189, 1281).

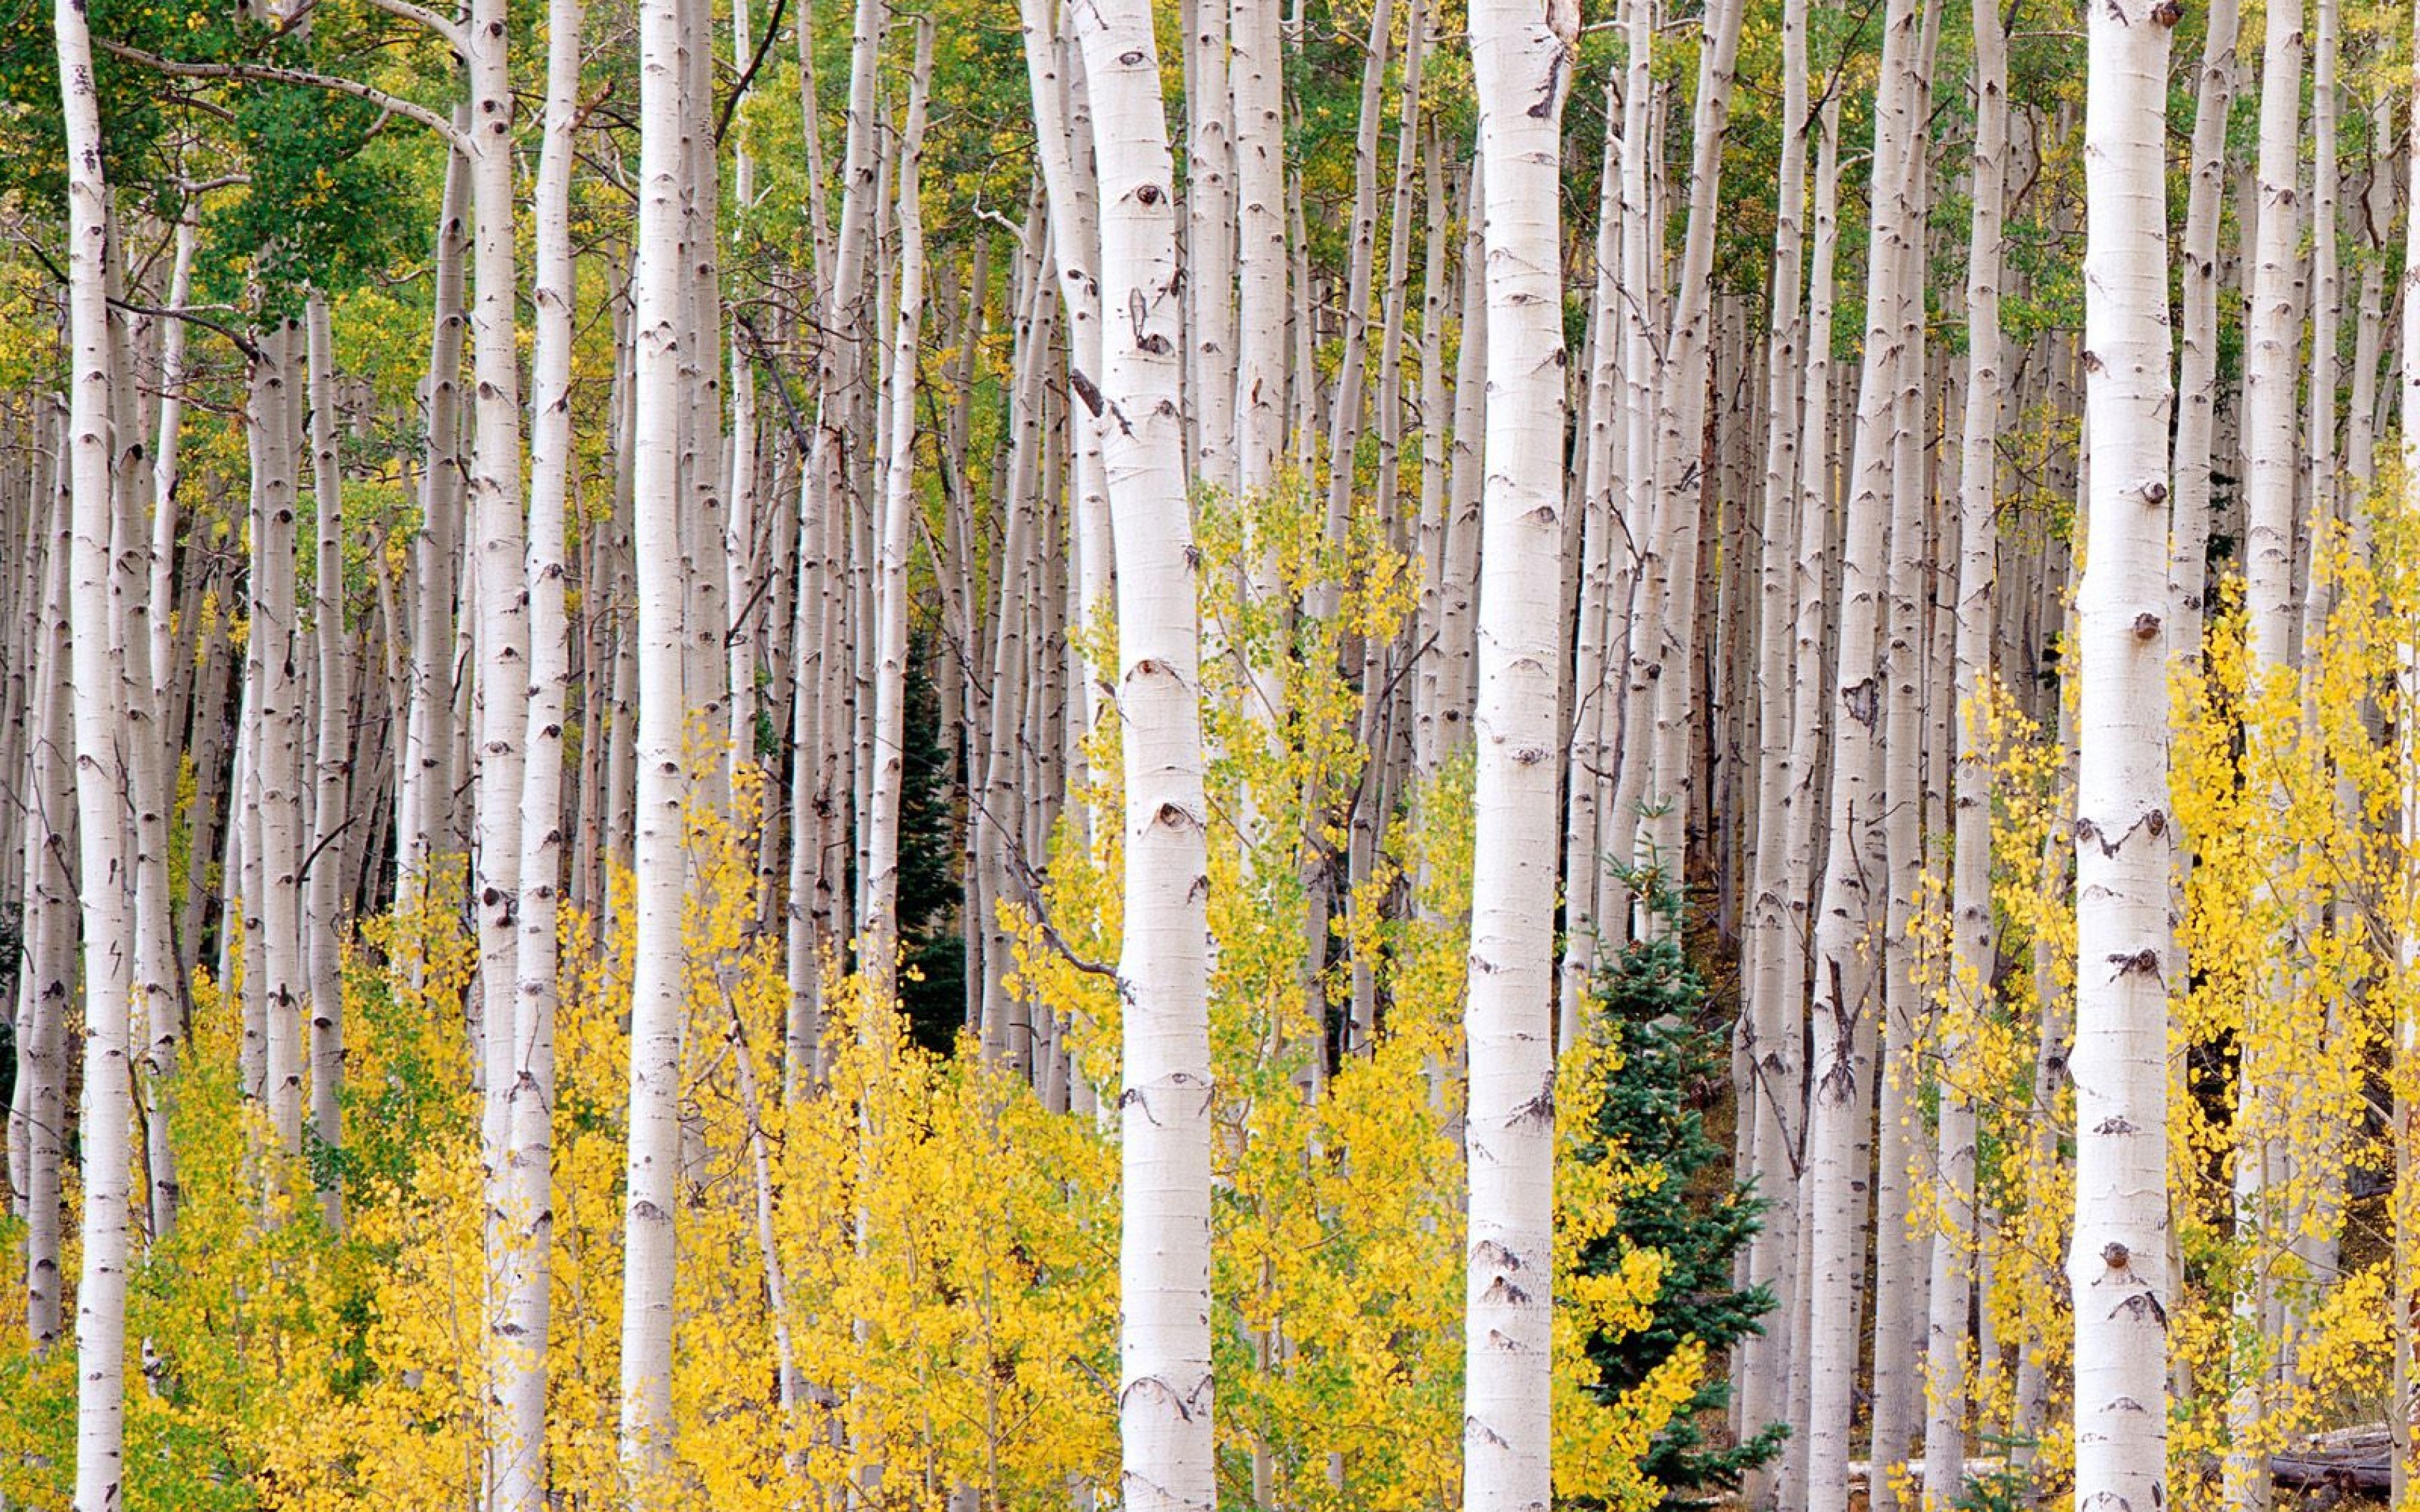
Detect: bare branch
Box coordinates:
(96, 37, 463, 146)
(358, 0, 469, 50)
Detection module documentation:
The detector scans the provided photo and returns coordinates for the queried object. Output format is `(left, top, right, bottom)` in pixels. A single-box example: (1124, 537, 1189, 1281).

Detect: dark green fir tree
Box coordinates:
(1574, 873, 1785, 1508)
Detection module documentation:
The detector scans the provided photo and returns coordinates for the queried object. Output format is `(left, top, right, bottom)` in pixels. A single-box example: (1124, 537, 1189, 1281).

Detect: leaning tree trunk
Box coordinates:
(1461, 5, 1575, 1512)
(1061, 4, 1217, 1511)
(2071, 4, 2177, 1512)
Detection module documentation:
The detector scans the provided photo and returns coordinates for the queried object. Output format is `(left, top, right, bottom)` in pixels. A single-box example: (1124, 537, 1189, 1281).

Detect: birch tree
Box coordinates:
(1061, 4, 1216, 1508)
(619, 0, 691, 1489)
(1925, 1, 2007, 1493)
(2231, 5, 2304, 1498)
(1461, 4, 1576, 1510)
(2071, 2, 2177, 1509)
(55, 0, 136, 1504)
(864, 16, 936, 999)
(497, 0, 585, 1499)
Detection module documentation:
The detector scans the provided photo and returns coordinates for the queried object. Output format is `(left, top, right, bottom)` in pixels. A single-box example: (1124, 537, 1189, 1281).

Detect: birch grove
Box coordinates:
(3, 0, 2420, 1508)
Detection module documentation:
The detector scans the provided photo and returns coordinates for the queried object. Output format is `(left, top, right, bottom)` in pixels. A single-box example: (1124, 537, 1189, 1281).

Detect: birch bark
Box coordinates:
(1924, 4, 2008, 1494)
(2072, 1, 2177, 1506)
(620, 0, 691, 1489)
(1802, 0, 1919, 1499)
(865, 16, 936, 997)
(496, 0, 584, 1499)
(1736, 0, 1809, 1457)
(2232, 6, 2304, 1499)
(56, 4, 135, 1502)
(398, 139, 469, 898)
(1462, 5, 1574, 1511)
(1063, 5, 1216, 1509)
(306, 292, 350, 1231)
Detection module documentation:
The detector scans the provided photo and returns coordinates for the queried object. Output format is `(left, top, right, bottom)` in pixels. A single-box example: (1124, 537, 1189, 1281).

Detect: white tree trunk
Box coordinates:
(1063, 4, 1216, 1509)
(1802, 0, 1919, 1499)
(1231, 0, 1284, 518)
(55, 3, 134, 1501)
(725, 0, 761, 781)
(1462, 5, 1574, 1512)
(620, 0, 691, 1489)
(251, 321, 308, 1161)
(305, 291, 350, 1232)
(1923, 6, 2007, 1496)
(1639, 0, 1744, 873)
(1768, 91, 1842, 1512)
(864, 15, 936, 997)
(19, 423, 72, 1352)
(2167, 0, 2240, 650)
(1187, 0, 1236, 498)
(2230, 6, 2303, 1500)
(398, 139, 470, 899)
(785, 0, 884, 1084)
(2071, 1, 2176, 1508)
(497, 0, 584, 1500)
(465, 11, 529, 1454)
(1736, 0, 1811, 1464)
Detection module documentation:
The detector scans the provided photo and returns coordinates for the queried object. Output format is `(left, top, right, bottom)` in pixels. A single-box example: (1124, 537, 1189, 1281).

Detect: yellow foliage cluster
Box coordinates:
(1907, 484, 2420, 1506)
(1, 484, 1705, 1512)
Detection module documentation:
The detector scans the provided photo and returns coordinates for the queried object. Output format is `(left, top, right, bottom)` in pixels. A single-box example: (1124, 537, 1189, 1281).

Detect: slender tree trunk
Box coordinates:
(1736, 0, 1810, 1473)
(1461, 6, 1574, 1512)
(2072, 1, 2177, 1507)
(19, 425, 71, 1353)
(56, 4, 135, 1500)
(1188, 0, 1236, 498)
(1771, 99, 1845, 1512)
(465, 19, 529, 1470)
(2231, 6, 2303, 1500)
(1639, 0, 1744, 875)
(2167, 0, 2240, 651)
(1802, 0, 1919, 1499)
(1063, 5, 1216, 1509)
(1232, 0, 1285, 556)
(251, 321, 308, 1162)
(1923, 6, 2007, 1495)
(1870, 15, 1940, 1489)
(496, 0, 584, 1501)
(304, 291, 350, 1230)
(786, 0, 885, 1084)
(400, 137, 470, 900)
(865, 16, 936, 997)
(620, 0, 692, 1490)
